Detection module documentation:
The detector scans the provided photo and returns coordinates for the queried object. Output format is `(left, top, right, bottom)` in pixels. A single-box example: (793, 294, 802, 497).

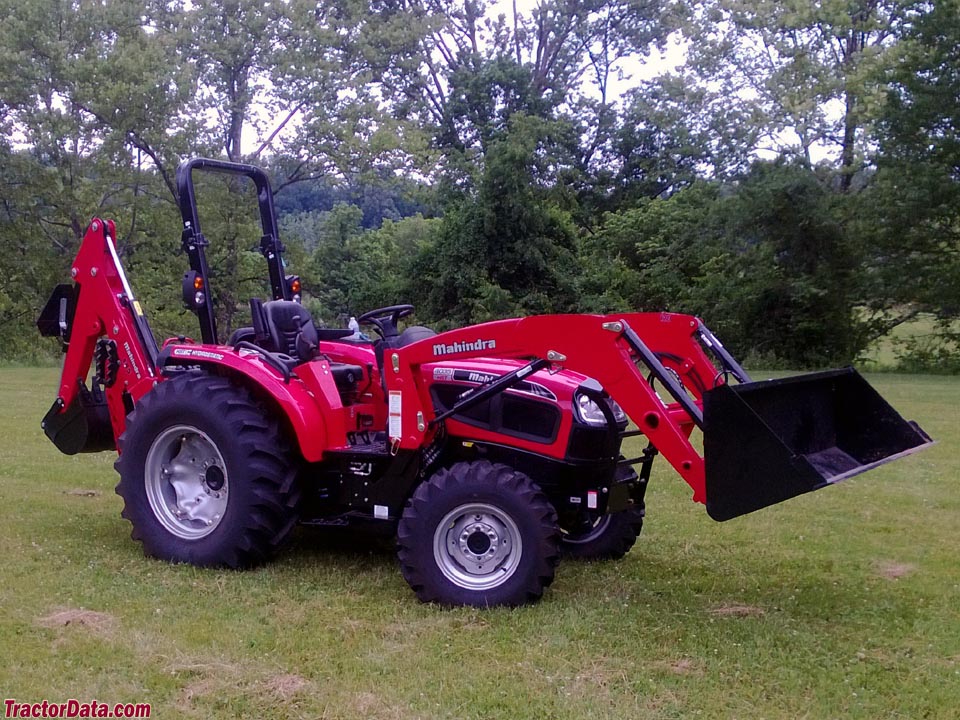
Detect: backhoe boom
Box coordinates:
(37, 218, 158, 454)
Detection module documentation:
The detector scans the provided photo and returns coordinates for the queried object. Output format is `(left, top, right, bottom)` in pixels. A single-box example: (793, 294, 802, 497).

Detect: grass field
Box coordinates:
(0, 368, 957, 719)
(858, 314, 959, 372)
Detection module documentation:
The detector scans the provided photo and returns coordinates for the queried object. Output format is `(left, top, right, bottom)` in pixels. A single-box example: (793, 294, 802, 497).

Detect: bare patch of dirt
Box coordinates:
(709, 604, 766, 618)
(667, 658, 701, 675)
(178, 678, 218, 705)
(263, 674, 310, 699)
(351, 691, 406, 720)
(646, 657, 703, 676)
(170, 658, 310, 709)
(38, 608, 116, 634)
(169, 658, 248, 712)
(566, 658, 631, 704)
(63, 489, 100, 497)
(875, 561, 916, 580)
(166, 660, 243, 675)
(574, 667, 614, 688)
(642, 688, 682, 712)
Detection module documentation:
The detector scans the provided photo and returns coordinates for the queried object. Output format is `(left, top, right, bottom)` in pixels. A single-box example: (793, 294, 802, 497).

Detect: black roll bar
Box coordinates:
(175, 158, 290, 344)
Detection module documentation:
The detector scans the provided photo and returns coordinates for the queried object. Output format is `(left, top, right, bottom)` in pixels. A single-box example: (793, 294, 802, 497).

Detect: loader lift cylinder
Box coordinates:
(697, 322, 751, 384)
(621, 322, 703, 428)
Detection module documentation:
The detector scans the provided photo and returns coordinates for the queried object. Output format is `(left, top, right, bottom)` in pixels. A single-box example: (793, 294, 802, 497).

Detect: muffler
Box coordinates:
(703, 368, 933, 521)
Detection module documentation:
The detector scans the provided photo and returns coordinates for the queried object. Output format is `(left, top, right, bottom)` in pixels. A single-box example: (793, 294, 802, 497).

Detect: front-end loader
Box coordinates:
(36, 158, 933, 606)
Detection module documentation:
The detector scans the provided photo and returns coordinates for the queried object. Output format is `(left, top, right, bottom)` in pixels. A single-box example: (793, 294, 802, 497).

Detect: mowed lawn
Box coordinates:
(0, 367, 957, 719)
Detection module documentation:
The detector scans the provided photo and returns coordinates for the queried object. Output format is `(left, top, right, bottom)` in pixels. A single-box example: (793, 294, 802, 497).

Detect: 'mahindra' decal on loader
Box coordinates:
(432, 339, 497, 356)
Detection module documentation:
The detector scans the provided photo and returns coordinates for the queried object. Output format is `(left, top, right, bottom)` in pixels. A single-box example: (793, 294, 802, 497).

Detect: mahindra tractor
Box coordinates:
(36, 159, 933, 607)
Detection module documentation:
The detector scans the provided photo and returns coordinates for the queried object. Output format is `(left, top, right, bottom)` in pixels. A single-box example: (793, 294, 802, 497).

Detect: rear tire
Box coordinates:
(397, 461, 560, 607)
(115, 374, 300, 568)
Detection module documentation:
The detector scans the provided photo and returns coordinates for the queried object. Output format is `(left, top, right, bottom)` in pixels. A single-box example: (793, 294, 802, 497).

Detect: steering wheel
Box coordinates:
(356, 304, 415, 340)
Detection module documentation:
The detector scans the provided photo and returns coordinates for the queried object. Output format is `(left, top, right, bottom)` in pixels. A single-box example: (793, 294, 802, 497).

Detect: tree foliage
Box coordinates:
(415, 114, 579, 326)
(0, 0, 956, 370)
(581, 161, 866, 366)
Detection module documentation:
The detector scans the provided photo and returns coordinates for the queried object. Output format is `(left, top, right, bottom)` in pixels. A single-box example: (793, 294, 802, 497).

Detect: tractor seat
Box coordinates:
(261, 300, 319, 362)
(239, 301, 365, 392)
(228, 324, 353, 348)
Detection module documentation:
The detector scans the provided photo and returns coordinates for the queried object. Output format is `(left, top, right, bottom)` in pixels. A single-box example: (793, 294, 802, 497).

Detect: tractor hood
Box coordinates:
(421, 359, 588, 402)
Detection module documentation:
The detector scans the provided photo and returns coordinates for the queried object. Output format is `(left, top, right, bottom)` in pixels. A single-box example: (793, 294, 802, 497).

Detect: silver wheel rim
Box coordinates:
(433, 503, 523, 591)
(563, 514, 612, 544)
(144, 425, 229, 540)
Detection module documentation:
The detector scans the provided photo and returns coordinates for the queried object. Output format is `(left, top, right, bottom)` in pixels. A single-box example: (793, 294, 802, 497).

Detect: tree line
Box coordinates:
(1, 0, 957, 369)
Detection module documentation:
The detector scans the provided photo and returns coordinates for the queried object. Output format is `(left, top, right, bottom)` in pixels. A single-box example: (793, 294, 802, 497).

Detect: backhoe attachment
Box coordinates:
(37, 219, 159, 454)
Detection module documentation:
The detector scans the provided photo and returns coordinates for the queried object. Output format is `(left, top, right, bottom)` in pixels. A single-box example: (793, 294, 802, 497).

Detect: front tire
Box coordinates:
(560, 463, 645, 560)
(115, 374, 300, 568)
(397, 461, 560, 607)
(560, 505, 644, 560)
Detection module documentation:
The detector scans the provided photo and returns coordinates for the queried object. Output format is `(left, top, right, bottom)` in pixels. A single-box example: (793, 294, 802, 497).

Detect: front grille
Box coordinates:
(566, 425, 622, 461)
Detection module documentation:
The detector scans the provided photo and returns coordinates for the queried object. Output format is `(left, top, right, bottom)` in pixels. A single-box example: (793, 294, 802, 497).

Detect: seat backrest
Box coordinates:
(261, 300, 319, 362)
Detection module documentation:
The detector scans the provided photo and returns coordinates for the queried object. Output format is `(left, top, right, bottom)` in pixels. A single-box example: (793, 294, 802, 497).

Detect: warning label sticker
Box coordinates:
(388, 391, 402, 439)
(388, 391, 402, 415)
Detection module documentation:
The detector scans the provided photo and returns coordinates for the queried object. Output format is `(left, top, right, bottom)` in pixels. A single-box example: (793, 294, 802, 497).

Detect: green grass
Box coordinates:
(859, 313, 959, 371)
(1, 368, 958, 719)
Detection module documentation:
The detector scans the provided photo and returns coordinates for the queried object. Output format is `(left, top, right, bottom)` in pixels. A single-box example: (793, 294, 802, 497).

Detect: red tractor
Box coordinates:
(37, 159, 932, 606)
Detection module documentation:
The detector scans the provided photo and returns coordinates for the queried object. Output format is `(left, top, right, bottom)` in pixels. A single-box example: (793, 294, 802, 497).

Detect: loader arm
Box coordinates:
(388, 313, 932, 519)
(388, 313, 718, 503)
(38, 218, 159, 453)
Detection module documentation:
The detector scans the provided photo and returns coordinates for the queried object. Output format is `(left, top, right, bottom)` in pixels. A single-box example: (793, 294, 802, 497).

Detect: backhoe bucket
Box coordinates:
(703, 368, 932, 521)
(41, 382, 115, 455)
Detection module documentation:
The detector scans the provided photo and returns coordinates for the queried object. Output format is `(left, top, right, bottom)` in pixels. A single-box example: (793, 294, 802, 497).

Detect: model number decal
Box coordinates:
(123, 341, 141, 379)
(463, 370, 498, 385)
(172, 348, 224, 361)
(443, 369, 558, 401)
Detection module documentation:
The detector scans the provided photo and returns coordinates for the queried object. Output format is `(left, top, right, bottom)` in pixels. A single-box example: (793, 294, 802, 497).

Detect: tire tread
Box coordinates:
(114, 373, 300, 568)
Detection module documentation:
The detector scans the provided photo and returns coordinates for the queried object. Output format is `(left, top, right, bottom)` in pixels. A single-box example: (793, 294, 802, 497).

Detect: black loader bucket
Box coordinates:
(703, 368, 933, 521)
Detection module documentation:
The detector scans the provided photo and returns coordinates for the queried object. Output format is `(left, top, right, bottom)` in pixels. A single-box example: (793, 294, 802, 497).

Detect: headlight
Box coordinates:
(574, 393, 627, 426)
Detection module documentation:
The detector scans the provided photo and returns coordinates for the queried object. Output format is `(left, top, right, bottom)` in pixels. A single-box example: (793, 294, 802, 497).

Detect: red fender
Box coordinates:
(160, 344, 348, 462)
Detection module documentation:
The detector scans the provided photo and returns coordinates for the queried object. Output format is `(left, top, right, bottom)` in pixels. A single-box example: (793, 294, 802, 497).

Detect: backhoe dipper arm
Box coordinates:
(388, 313, 722, 504)
(40, 218, 159, 452)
